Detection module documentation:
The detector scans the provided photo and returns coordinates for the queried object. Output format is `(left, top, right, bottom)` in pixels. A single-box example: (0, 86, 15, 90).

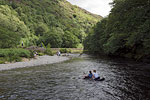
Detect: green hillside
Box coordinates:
(0, 0, 102, 48)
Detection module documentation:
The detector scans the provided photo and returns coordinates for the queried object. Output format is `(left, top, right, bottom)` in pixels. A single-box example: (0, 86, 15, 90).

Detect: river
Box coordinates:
(0, 54, 150, 100)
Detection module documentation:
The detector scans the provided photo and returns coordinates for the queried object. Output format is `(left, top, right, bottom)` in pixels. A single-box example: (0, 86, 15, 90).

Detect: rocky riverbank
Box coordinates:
(0, 55, 69, 71)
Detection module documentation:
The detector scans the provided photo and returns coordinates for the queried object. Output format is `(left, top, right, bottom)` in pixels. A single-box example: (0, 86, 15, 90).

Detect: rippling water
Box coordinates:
(0, 55, 150, 100)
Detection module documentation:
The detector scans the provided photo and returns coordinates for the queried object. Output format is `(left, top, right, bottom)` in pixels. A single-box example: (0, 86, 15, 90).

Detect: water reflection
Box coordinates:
(0, 55, 150, 100)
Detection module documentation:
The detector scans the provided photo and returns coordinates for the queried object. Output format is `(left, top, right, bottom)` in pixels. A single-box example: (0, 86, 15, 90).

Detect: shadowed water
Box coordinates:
(0, 55, 150, 100)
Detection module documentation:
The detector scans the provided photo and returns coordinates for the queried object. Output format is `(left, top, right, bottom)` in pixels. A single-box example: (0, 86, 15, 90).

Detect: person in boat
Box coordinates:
(84, 71, 93, 79)
(92, 70, 100, 81)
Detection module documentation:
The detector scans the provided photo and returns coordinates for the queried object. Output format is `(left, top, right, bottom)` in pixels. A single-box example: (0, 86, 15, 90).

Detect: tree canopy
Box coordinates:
(84, 0, 150, 60)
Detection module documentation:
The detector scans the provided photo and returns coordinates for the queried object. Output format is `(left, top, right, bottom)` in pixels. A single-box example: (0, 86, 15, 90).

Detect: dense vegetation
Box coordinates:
(0, 48, 33, 63)
(84, 0, 150, 60)
(0, 0, 102, 48)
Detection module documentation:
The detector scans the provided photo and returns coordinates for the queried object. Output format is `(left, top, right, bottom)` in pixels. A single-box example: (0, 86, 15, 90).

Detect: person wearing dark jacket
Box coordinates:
(84, 71, 93, 79)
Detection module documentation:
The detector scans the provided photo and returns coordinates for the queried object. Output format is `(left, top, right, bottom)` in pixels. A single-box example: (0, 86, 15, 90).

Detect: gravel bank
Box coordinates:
(0, 55, 69, 71)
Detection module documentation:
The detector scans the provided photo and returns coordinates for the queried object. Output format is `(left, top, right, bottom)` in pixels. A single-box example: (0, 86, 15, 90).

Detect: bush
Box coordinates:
(38, 52, 44, 56)
(67, 49, 72, 53)
(29, 50, 35, 58)
(0, 60, 4, 64)
(0, 48, 31, 58)
(60, 48, 67, 53)
(0, 48, 32, 63)
(13, 49, 31, 58)
(0, 57, 5, 64)
(44, 43, 54, 56)
(7, 55, 22, 62)
(60, 48, 72, 53)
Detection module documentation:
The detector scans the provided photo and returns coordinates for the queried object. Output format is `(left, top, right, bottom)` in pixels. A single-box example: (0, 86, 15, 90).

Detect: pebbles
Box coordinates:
(0, 55, 69, 71)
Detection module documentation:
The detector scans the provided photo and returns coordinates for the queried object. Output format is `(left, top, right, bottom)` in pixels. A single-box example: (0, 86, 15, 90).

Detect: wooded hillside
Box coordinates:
(0, 0, 102, 48)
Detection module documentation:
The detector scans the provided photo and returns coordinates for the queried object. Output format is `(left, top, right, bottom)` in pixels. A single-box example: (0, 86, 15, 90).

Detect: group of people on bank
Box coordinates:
(84, 70, 100, 81)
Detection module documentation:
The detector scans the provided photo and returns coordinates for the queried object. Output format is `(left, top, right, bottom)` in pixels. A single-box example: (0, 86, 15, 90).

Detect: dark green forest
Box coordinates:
(84, 0, 150, 60)
(0, 0, 102, 48)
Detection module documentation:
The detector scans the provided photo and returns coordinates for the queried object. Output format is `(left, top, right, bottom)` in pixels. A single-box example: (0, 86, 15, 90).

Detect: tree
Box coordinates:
(35, 22, 49, 36)
(84, 0, 150, 60)
(0, 26, 20, 48)
(62, 31, 80, 48)
(42, 27, 63, 48)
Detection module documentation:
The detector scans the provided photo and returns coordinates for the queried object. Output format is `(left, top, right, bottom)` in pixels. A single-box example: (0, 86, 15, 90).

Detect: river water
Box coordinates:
(0, 54, 150, 100)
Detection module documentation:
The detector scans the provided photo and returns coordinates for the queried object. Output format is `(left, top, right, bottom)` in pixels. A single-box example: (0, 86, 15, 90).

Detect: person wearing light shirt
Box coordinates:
(93, 70, 100, 81)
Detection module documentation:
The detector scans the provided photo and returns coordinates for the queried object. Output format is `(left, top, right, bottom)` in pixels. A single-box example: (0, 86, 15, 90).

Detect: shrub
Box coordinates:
(67, 48, 72, 53)
(0, 48, 32, 63)
(13, 48, 31, 58)
(60, 48, 72, 53)
(44, 43, 54, 56)
(8, 55, 22, 62)
(0, 57, 5, 64)
(60, 48, 67, 53)
(38, 52, 44, 56)
(29, 50, 35, 58)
